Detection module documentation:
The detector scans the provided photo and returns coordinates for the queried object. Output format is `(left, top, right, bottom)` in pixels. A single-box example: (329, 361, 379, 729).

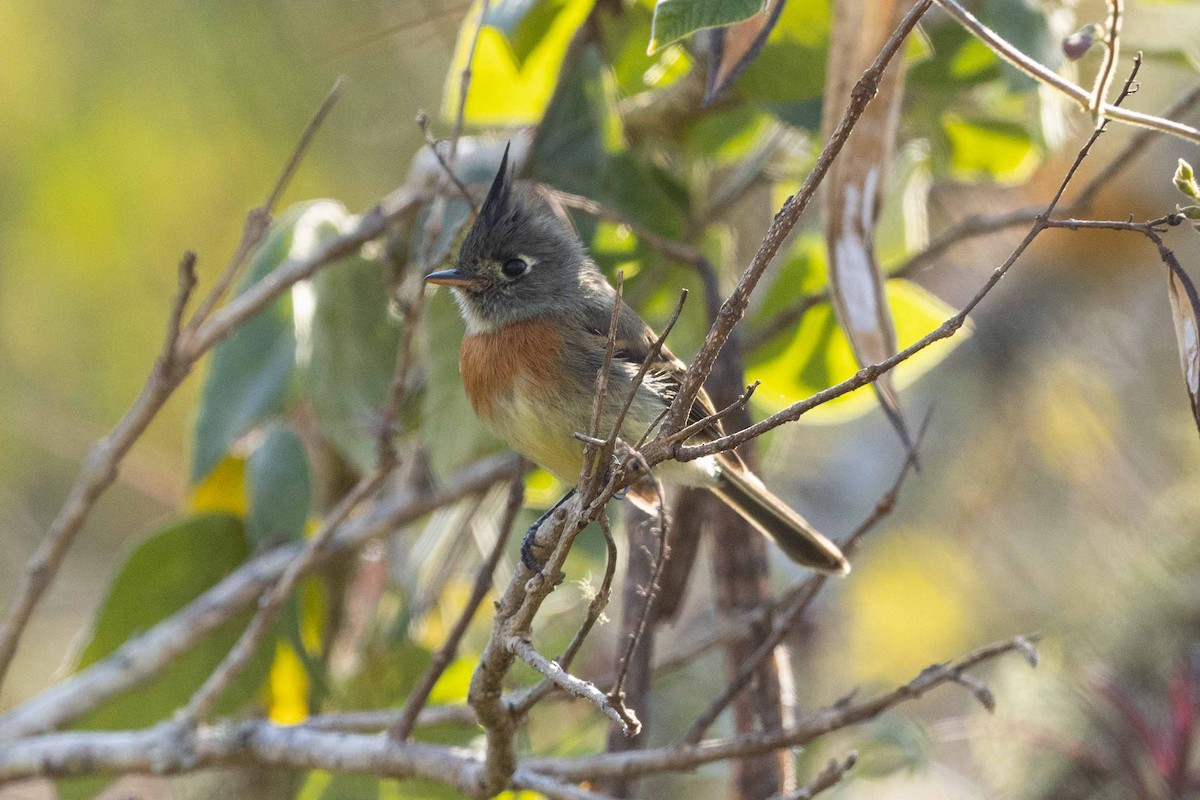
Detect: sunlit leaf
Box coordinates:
(246, 422, 311, 549)
(649, 0, 766, 53)
(941, 114, 1040, 184)
(528, 44, 623, 200)
(1167, 262, 1200, 436)
(190, 454, 248, 516)
(191, 201, 352, 482)
(748, 279, 968, 422)
(296, 771, 411, 800)
(604, 4, 694, 95)
(442, 0, 596, 126)
(306, 251, 402, 472)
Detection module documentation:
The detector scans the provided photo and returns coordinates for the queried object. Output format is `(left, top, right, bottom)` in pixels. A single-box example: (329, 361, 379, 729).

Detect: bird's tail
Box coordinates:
(709, 458, 849, 574)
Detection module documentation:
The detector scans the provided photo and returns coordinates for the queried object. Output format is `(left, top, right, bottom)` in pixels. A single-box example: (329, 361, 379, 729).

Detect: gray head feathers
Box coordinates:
(451, 144, 600, 331)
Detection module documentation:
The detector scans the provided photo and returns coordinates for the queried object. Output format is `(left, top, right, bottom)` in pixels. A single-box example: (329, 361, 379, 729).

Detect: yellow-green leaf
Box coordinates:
(442, 0, 596, 126)
(748, 279, 968, 423)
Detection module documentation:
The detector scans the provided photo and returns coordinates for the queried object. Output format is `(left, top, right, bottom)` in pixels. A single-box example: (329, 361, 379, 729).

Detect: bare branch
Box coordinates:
(186, 77, 347, 330)
(510, 637, 640, 735)
(181, 470, 386, 722)
(1090, 0, 1123, 122)
(666, 61, 1141, 462)
(512, 768, 625, 800)
(450, 0, 490, 162)
(767, 752, 857, 800)
(606, 475, 668, 718)
(0, 454, 520, 743)
(0, 250, 200, 690)
(416, 111, 479, 214)
(388, 467, 526, 740)
(682, 419, 926, 743)
(0, 720, 484, 795)
(933, 0, 1200, 143)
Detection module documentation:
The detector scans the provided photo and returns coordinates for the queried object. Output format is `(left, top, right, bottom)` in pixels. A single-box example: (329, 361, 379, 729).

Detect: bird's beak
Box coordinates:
(424, 268, 485, 290)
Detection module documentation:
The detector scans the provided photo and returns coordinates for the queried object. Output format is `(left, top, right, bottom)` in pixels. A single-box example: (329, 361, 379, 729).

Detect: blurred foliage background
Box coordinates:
(3, 0, 1200, 798)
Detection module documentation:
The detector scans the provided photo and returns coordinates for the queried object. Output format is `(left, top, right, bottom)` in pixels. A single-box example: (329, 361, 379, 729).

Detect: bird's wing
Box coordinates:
(578, 296, 728, 441)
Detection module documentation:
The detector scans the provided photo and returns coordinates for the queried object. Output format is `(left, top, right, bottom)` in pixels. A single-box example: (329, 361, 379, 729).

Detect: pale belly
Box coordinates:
(483, 376, 718, 489)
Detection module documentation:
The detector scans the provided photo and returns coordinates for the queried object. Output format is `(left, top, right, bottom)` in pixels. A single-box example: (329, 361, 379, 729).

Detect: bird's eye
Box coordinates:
(501, 258, 529, 278)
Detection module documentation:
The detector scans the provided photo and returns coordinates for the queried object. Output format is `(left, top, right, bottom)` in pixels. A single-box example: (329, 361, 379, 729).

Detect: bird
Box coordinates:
(424, 146, 849, 575)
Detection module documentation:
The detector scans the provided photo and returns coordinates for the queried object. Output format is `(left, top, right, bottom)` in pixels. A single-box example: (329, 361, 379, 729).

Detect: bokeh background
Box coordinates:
(2, 1, 1200, 798)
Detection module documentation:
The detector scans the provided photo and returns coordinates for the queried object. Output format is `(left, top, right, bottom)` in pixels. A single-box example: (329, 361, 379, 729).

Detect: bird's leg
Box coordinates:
(521, 488, 577, 572)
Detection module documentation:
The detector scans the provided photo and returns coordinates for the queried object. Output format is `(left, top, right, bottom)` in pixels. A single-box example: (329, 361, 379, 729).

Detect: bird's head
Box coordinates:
(424, 145, 589, 333)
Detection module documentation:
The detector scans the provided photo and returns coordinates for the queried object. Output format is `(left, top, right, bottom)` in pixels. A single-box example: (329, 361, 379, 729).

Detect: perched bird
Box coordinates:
(424, 147, 848, 574)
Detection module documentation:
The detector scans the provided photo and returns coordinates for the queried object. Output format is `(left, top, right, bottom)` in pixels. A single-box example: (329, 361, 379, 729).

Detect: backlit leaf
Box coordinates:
(702, 0, 785, 103)
(748, 279, 968, 423)
(941, 114, 1040, 184)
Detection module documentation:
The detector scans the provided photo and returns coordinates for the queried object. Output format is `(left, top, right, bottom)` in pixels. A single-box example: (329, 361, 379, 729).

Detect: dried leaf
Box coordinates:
(820, 0, 915, 451)
(1166, 262, 1200, 436)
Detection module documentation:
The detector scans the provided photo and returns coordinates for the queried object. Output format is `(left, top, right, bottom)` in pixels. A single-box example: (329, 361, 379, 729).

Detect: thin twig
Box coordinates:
(180, 471, 387, 723)
(505, 507, 620, 719)
(660, 0, 933, 438)
(0, 250, 200, 690)
(450, 0, 490, 163)
(512, 768, 625, 800)
(524, 635, 1039, 782)
(665, 61, 1142, 463)
(766, 752, 857, 800)
(606, 474, 669, 719)
(388, 468, 526, 740)
(416, 111, 479, 214)
(509, 637, 639, 735)
(933, 0, 1200, 143)
(682, 414, 927, 743)
(186, 77, 346, 331)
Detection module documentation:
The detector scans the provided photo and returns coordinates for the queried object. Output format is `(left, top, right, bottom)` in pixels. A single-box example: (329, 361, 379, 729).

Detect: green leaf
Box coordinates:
(191, 201, 353, 482)
(1175, 159, 1200, 200)
(67, 515, 273, 729)
(528, 43, 688, 238)
(58, 517, 279, 800)
(982, 0, 1058, 90)
(528, 44, 623, 201)
(246, 423, 311, 549)
(940, 114, 1040, 185)
(748, 279, 967, 422)
(650, 0, 766, 53)
(306, 252, 402, 472)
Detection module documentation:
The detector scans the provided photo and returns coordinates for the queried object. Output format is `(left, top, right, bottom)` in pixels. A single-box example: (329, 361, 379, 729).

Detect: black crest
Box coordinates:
(479, 142, 513, 229)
